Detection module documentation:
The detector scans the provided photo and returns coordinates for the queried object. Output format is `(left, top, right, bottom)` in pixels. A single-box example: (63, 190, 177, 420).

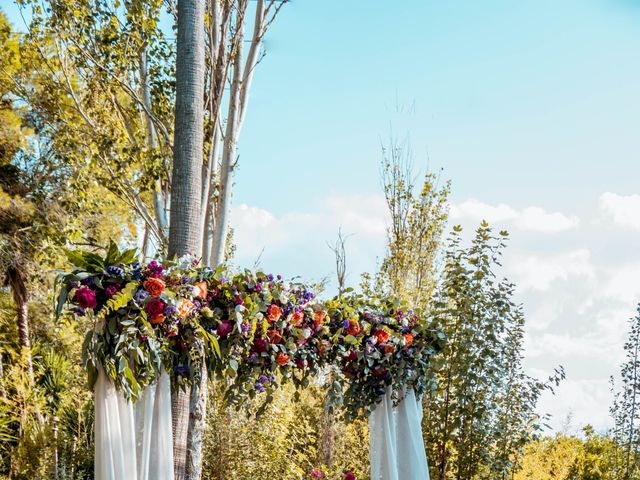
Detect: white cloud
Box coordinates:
(534, 379, 613, 433)
(516, 207, 580, 233)
(229, 194, 388, 280)
(599, 192, 640, 230)
(450, 198, 518, 223)
(451, 199, 579, 233)
(601, 261, 640, 304)
(509, 248, 594, 291)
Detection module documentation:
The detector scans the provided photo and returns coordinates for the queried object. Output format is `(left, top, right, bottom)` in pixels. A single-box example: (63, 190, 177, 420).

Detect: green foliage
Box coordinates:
(424, 224, 564, 480)
(515, 428, 617, 480)
(202, 381, 369, 480)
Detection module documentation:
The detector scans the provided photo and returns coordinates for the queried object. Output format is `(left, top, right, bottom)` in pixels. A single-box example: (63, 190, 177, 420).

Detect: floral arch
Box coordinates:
(57, 244, 444, 480)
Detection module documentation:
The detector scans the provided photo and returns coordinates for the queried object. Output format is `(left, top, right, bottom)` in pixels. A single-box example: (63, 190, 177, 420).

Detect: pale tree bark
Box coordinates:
(140, 50, 169, 247)
(169, 0, 206, 478)
(208, 0, 280, 266)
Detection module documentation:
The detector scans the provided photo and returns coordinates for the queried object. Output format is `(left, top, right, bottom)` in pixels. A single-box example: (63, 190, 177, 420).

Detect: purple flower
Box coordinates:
(341, 320, 351, 329)
(147, 260, 164, 278)
(258, 375, 269, 384)
(255, 382, 266, 393)
(241, 323, 250, 334)
(72, 306, 85, 316)
(174, 365, 189, 376)
(276, 274, 282, 280)
(107, 265, 124, 277)
(134, 290, 149, 303)
(164, 304, 177, 316)
(193, 300, 202, 309)
(105, 284, 121, 298)
(182, 275, 190, 284)
(365, 341, 375, 355)
(266, 274, 274, 282)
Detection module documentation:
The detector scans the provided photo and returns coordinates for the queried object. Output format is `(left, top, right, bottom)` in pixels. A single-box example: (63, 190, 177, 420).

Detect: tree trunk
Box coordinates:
(169, 0, 206, 260)
(172, 389, 191, 480)
(186, 361, 208, 479)
(6, 267, 34, 384)
(169, 0, 206, 478)
(209, 9, 245, 266)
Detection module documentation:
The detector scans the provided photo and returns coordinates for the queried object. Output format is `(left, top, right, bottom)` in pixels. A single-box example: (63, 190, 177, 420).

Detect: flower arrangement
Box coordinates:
(57, 244, 444, 417)
(323, 293, 445, 419)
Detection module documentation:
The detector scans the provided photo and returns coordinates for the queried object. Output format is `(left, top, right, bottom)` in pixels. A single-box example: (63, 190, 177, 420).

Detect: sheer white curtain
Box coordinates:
(95, 367, 174, 480)
(369, 388, 429, 480)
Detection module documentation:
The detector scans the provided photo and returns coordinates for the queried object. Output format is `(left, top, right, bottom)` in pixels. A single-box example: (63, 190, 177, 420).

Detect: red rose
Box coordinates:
(346, 320, 361, 336)
(344, 473, 356, 480)
(253, 337, 268, 353)
(145, 298, 165, 317)
(276, 352, 289, 366)
(374, 329, 390, 344)
(74, 287, 97, 309)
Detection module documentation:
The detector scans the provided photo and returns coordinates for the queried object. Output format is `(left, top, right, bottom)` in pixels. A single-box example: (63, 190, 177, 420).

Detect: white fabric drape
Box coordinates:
(369, 388, 429, 480)
(95, 367, 174, 480)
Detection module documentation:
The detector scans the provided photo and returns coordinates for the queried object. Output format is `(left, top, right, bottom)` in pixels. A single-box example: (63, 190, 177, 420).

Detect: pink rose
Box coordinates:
(74, 287, 97, 310)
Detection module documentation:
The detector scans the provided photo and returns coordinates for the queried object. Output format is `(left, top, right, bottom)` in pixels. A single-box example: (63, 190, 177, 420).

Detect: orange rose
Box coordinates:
(177, 299, 195, 318)
(404, 333, 414, 346)
(150, 313, 165, 325)
(276, 352, 289, 366)
(384, 344, 395, 354)
(143, 278, 166, 297)
(374, 329, 390, 344)
(267, 329, 282, 344)
(346, 320, 361, 336)
(266, 304, 283, 323)
(314, 310, 327, 327)
(193, 281, 208, 298)
(290, 311, 304, 327)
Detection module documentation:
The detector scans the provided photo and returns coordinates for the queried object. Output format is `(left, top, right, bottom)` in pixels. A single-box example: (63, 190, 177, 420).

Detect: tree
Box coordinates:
(423, 224, 563, 480)
(610, 304, 640, 479)
(365, 137, 450, 310)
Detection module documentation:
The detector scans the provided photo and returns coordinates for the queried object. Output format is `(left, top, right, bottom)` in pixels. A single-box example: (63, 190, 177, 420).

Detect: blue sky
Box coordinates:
(234, 0, 640, 432)
(6, 0, 640, 432)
